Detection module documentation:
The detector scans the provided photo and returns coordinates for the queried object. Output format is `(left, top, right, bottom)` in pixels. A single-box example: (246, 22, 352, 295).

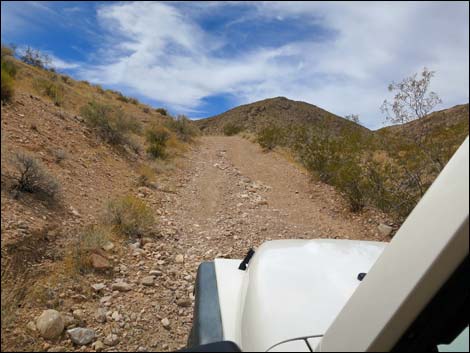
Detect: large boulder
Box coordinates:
(36, 310, 64, 339)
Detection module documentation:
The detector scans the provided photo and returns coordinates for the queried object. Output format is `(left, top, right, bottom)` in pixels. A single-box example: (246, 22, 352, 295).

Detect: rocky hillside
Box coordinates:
(1, 54, 198, 351)
(195, 96, 370, 135)
(377, 103, 469, 147)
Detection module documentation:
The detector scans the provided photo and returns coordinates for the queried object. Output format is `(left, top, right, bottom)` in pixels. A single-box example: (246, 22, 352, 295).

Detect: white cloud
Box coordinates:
(78, 1, 469, 129)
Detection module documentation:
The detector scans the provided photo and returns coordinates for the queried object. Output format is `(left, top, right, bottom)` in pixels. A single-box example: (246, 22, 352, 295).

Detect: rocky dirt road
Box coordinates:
(2, 136, 391, 352)
(139, 135, 390, 351)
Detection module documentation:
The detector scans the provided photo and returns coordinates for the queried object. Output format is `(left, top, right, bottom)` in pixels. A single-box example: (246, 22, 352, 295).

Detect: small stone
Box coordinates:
(48, 346, 66, 352)
(69, 206, 81, 217)
(141, 276, 155, 286)
(177, 299, 192, 308)
(91, 283, 106, 292)
(175, 255, 184, 264)
(104, 333, 119, 346)
(378, 223, 394, 237)
(161, 318, 170, 329)
(67, 327, 96, 345)
(36, 310, 64, 339)
(93, 340, 105, 352)
(72, 309, 85, 320)
(111, 282, 132, 292)
(90, 254, 111, 270)
(102, 241, 115, 252)
(149, 270, 162, 277)
(129, 241, 141, 250)
(95, 308, 107, 323)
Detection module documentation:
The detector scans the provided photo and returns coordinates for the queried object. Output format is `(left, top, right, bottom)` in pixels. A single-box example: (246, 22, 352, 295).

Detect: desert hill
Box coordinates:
(195, 96, 369, 135)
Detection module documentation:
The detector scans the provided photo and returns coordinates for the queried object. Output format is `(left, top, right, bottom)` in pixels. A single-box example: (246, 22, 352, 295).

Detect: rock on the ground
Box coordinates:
(36, 310, 64, 339)
(95, 308, 107, 323)
(141, 276, 155, 286)
(378, 223, 394, 237)
(161, 318, 170, 329)
(177, 299, 192, 308)
(111, 282, 132, 292)
(67, 327, 96, 345)
(47, 346, 67, 352)
(90, 253, 111, 270)
(91, 283, 106, 292)
(102, 241, 115, 252)
(104, 333, 120, 346)
(93, 340, 105, 351)
(175, 255, 184, 264)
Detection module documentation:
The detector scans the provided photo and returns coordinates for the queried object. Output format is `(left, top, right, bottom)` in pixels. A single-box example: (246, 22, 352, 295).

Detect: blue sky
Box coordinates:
(2, 1, 469, 129)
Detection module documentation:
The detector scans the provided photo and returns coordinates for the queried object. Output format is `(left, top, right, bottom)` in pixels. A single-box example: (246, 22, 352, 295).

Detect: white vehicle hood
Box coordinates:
(215, 239, 387, 352)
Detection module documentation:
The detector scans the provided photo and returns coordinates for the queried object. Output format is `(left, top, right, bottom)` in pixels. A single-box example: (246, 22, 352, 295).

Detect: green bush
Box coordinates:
(2, 58, 17, 78)
(165, 115, 198, 142)
(223, 123, 243, 136)
(116, 95, 128, 103)
(80, 101, 140, 146)
(1, 56, 17, 102)
(104, 195, 154, 237)
(32, 77, 64, 106)
(146, 126, 170, 159)
(155, 108, 168, 116)
(1, 68, 14, 102)
(257, 126, 284, 150)
(9, 152, 59, 200)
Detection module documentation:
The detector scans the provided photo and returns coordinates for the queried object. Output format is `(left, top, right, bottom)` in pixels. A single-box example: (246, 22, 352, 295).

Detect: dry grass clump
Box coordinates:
(104, 195, 155, 238)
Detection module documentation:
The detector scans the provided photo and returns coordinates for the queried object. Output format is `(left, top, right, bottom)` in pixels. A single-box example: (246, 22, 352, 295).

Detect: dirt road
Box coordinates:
(144, 135, 390, 350)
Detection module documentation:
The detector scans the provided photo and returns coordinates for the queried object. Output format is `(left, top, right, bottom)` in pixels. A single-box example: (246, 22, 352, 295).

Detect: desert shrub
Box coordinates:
(20, 47, 51, 69)
(1, 68, 14, 102)
(95, 84, 105, 94)
(257, 126, 284, 150)
(1, 44, 15, 58)
(61, 75, 72, 85)
(142, 106, 150, 114)
(32, 77, 64, 106)
(126, 136, 142, 155)
(129, 97, 139, 105)
(80, 80, 90, 86)
(155, 108, 168, 116)
(1, 58, 17, 78)
(80, 101, 140, 145)
(136, 164, 157, 188)
(1, 55, 17, 102)
(223, 123, 243, 136)
(116, 93, 129, 103)
(104, 195, 154, 237)
(70, 225, 112, 274)
(146, 125, 170, 159)
(52, 149, 67, 164)
(333, 159, 367, 212)
(165, 115, 198, 142)
(9, 152, 59, 199)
